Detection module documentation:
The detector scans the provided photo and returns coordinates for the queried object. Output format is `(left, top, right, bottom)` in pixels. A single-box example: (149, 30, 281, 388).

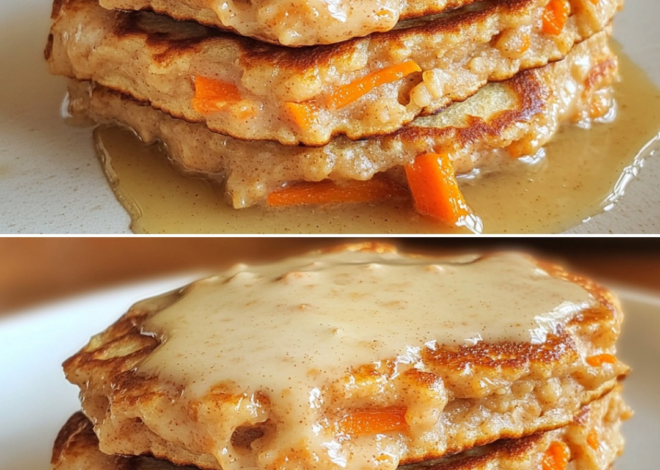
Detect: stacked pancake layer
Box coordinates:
(46, 0, 622, 221)
(47, 0, 621, 145)
(53, 245, 630, 470)
(96, 0, 487, 46)
(53, 386, 630, 470)
(66, 31, 616, 209)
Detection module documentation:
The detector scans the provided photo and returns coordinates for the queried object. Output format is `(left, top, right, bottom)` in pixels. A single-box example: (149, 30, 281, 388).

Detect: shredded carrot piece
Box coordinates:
(404, 152, 471, 225)
(588, 0, 599, 4)
(327, 60, 421, 110)
(542, 0, 570, 35)
(542, 441, 570, 470)
(587, 429, 599, 450)
(506, 139, 534, 158)
(266, 176, 408, 207)
(589, 96, 610, 119)
(192, 76, 242, 115)
(586, 354, 616, 366)
(283, 101, 317, 130)
(338, 407, 408, 436)
(518, 33, 531, 55)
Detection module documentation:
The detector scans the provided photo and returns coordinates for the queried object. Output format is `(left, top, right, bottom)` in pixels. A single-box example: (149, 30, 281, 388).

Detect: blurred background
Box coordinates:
(1, 237, 659, 315)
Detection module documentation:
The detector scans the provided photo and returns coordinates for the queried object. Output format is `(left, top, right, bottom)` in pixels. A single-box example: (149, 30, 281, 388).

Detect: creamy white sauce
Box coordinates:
(138, 249, 593, 396)
(134, 247, 594, 470)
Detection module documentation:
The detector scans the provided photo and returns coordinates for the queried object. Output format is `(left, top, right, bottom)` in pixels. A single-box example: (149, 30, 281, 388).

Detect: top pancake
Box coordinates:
(46, 0, 621, 145)
(97, 0, 484, 46)
(62, 244, 629, 470)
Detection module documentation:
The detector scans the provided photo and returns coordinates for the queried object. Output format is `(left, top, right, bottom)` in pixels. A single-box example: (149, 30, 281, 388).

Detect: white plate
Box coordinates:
(0, 0, 659, 234)
(0, 277, 657, 469)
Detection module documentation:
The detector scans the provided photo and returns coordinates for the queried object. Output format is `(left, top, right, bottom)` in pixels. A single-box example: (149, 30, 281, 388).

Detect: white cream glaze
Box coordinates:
(136, 247, 594, 470)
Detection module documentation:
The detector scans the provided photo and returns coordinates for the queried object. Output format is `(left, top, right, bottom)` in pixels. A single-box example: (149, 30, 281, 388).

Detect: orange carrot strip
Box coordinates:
(589, 98, 610, 119)
(338, 407, 408, 436)
(588, 0, 599, 4)
(586, 354, 616, 367)
(542, 441, 570, 470)
(587, 429, 599, 450)
(404, 152, 471, 225)
(506, 139, 534, 158)
(327, 60, 421, 110)
(518, 34, 531, 55)
(192, 76, 242, 115)
(283, 101, 317, 130)
(266, 177, 408, 207)
(542, 0, 570, 35)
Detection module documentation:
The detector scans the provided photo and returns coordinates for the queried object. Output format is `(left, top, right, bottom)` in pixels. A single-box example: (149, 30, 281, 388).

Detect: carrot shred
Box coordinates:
(266, 176, 408, 207)
(542, 0, 570, 35)
(589, 96, 610, 119)
(542, 441, 570, 470)
(518, 33, 531, 55)
(404, 152, 471, 226)
(327, 60, 422, 110)
(337, 407, 408, 436)
(587, 429, 599, 450)
(506, 139, 534, 158)
(283, 101, 317, 130)
(588, 0, 599, 4)
(586, 354, 616, 367)
(192, 76, 242, 115)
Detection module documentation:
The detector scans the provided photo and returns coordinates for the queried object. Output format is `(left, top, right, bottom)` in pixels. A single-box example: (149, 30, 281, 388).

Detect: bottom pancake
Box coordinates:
(67, 30, 617, 212)
(52, 385, 629, 470)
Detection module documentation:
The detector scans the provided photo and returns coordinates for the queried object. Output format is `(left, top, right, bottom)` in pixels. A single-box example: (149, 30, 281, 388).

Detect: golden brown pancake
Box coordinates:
(61, 244, 629, 470)
(52, 386, 630, 470)
(46, 0, 621, 145)
(66, 31, 617, 209)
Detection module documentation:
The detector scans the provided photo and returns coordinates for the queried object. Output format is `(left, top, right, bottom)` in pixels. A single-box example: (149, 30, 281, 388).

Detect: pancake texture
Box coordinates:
(67, 31, 617, 208)
(97, 0, 485, 46)
(52, 386, 630, 470)
(46, 0, 621, 145)
(61, 245, 629, 470)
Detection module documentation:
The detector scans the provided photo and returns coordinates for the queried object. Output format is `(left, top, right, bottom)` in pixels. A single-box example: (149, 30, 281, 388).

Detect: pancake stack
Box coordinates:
(51, 245, 631, 470)
(46, 0, 621, 225)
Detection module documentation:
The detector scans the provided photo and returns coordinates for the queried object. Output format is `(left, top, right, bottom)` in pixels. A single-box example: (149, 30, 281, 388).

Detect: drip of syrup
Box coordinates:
(91, 47, 660, 234)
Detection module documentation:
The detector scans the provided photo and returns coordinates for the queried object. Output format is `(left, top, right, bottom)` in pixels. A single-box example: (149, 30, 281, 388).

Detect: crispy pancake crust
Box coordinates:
(46, 0, 621, 145)
(62, 245, 629, 470)
(52, 386, 629, 470)
(67, 31, 617, 208)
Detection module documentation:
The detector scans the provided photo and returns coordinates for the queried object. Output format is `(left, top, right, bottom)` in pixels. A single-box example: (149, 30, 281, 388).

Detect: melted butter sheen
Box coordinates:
(138, 251, 593, 397)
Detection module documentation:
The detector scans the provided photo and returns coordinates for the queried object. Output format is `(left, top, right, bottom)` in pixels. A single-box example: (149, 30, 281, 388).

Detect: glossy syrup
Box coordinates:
(93, 49, 660, 234)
